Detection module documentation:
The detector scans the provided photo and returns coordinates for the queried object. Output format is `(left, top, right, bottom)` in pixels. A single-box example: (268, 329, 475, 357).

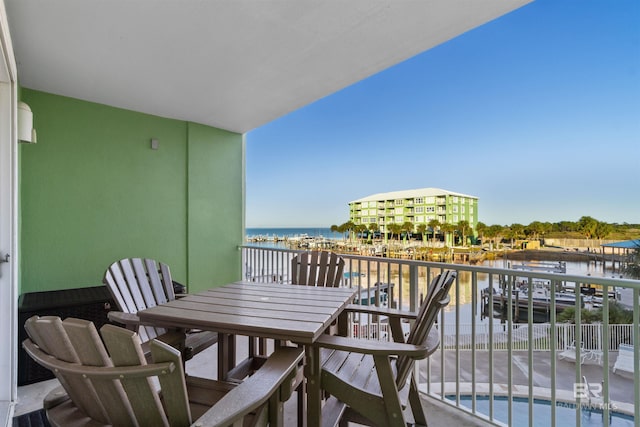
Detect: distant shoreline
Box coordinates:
(244, 227, 632, 266)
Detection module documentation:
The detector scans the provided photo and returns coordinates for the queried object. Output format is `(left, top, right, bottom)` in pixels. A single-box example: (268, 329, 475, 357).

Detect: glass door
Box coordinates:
(0, 3, 18, 423)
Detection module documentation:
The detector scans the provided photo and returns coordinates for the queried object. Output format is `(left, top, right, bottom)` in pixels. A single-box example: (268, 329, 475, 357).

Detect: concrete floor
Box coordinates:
(421, 349, 636, 414)
(182, 337, 493, 426)
(15, 338, 492, 426)
(16, 338, 636, 426)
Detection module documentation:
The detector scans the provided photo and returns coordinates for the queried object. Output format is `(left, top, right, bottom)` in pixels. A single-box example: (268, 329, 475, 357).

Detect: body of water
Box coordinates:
(246, 227, 343, 240)
(243, 229, 628, 325)
(449, 395, 634, 427)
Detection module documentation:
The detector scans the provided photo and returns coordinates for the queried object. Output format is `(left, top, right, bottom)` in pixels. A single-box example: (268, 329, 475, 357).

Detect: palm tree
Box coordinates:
(525, 221, 544, 241)
(342, 221, 355, 241)
(577, 216, 599, 239)
(401, 221, 414, 242)
(594, 221, 612, 239)
(440, 223, 456, 246)
(540, 222, 553, 240)
(331, 223, 346, 241)
(476, 221, 487, 245)
(416, 223, 427, 242)
(427, 219, 441, 246)
(354, 224, 367, 243)
(456, 220, 471, 247)
(368, 223, 379, 241)
(506, 223, 525, 247)
(387, 223, 402, 242)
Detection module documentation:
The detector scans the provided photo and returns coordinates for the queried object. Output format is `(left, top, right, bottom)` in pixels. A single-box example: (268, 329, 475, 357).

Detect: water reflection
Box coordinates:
(347, 259, 625, 325)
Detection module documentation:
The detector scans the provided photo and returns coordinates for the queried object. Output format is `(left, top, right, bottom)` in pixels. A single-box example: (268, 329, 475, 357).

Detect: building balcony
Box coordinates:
(238, 245, 640, 426)
(14, 245, 639, 426)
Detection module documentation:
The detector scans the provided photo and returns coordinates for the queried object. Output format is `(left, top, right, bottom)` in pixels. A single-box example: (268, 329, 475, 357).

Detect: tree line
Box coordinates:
(331, 219, 477, 246)
(331, 216, 639, 246)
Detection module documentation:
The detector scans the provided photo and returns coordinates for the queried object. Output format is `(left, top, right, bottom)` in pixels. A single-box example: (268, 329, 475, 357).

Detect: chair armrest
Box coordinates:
(107, 311, 141, 329)
(315, 334, 432, 359)
(345, 304, 418, 320)
(108, 312, 189, 356)
(193, 347, 304, 426)
(23, 338, 177, 379)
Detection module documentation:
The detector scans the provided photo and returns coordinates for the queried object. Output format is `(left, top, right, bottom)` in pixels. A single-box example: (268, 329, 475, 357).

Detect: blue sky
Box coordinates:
(246, 0, 639, 228)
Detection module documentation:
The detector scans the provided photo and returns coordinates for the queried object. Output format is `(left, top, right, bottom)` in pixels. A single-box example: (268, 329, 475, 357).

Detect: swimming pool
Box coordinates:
(447, 395, 635, 426)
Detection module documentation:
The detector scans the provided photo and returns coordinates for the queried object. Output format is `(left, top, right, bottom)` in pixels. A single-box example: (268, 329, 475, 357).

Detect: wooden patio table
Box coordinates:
(138, 280, 358, 427)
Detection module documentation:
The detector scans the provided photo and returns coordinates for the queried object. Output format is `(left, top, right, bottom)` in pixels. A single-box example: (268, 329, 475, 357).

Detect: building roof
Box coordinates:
(350, 187, 478, 204)
(6, 0, 532, 134)
(601, 239, 640, 249)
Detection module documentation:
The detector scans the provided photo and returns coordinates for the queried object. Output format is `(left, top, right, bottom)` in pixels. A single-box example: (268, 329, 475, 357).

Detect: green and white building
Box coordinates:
(349, 187, 479, 236)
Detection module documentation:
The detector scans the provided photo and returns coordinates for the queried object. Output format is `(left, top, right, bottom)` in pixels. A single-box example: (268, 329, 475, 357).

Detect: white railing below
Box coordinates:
(440, 323, 634, 352)
(349, 322, 635, 352)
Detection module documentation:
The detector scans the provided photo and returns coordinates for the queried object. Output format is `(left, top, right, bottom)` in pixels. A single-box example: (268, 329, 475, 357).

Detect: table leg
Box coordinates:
(297, 375, 307, 427)
(217, 333, 237, 380)
(337, 309, 349, 337)
(248, 336, 257, 358)
(304, 344, 320, 427)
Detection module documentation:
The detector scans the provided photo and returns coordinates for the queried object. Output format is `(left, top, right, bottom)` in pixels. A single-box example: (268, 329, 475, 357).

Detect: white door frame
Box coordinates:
(0, 2, 18, 425)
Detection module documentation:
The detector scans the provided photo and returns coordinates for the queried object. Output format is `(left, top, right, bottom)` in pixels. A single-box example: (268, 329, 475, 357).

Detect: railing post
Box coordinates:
(409, 264, 419, 312)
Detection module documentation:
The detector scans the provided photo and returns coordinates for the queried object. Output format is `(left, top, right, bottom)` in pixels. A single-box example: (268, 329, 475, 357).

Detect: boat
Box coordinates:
(515, 280, 579, 310)
(482, 262, 587, 322)
(484, 281, 580, 319)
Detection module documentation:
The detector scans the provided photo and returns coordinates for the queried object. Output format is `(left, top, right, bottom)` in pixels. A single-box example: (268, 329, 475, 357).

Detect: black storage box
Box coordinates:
(18, 286, 115, 385)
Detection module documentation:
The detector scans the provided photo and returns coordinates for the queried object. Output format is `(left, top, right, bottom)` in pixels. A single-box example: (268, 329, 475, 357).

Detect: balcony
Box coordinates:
(240, 245, 639, 426)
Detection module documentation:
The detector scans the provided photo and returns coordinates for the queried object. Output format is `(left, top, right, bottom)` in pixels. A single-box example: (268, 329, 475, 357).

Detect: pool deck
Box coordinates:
(420, 349, 636, 416)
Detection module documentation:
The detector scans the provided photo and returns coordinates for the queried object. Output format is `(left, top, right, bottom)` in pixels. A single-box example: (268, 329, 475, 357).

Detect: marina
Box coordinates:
(245, 228, 634, 272)
(482, 261, 618, 323)
(244, 229, 634, 326)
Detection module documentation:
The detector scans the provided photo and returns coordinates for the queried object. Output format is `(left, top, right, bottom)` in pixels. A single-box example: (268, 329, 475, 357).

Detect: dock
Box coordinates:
(509, 260, 567, 273)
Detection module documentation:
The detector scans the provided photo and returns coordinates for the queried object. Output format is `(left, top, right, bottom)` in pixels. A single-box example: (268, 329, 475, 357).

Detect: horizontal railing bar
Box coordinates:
(239, 245, 640, 289)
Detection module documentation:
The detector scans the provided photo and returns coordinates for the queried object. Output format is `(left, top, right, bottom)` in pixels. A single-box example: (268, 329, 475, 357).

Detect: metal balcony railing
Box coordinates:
(240, 245, 639, 426)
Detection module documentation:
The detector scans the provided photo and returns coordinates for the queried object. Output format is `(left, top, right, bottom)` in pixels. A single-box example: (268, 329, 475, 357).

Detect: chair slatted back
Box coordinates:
(24, 316, 111, 423)
(395, 270, 456, 388)
(23, 316, 192, 427)
(104, 258, 175, 341)
(291, 251, 345, 287)
(101, 323, 188, 426)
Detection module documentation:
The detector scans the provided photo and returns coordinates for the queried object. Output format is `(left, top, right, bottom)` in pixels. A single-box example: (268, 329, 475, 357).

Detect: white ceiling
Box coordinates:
(6, 0, 531, 134)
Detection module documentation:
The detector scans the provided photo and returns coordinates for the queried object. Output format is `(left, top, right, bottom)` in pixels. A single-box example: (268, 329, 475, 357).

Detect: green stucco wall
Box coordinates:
(19, 89, 243, 294)
(187, 123, 244, 290)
